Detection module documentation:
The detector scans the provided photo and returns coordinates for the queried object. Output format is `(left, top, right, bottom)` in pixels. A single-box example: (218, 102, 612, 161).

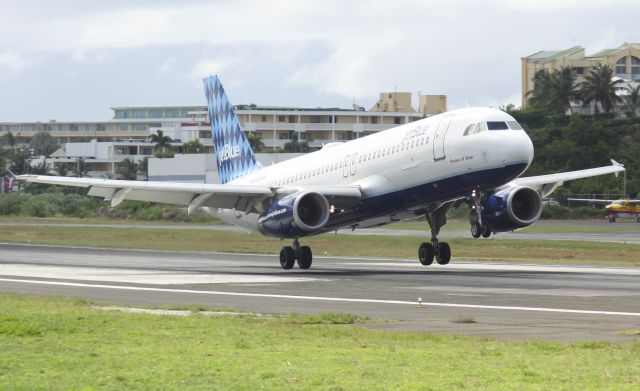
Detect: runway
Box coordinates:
(1, 242, 639, 342)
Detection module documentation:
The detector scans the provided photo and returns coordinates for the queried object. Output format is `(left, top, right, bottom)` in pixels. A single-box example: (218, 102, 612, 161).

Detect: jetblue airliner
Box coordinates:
(18, 75, 625, 270)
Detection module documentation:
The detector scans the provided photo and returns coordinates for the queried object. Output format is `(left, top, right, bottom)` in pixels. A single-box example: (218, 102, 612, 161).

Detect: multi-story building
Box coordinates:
(2, 92, 446, 178)
(521, 42, 640, 110)
(1, 91, 445, 152)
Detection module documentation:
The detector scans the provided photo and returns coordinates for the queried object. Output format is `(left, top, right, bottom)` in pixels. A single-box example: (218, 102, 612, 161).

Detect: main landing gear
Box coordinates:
(418, 204, 452, 266)
(279, 238, 312, 270)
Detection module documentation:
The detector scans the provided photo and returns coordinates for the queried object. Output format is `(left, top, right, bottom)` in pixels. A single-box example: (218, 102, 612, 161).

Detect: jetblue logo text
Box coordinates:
(219, 144, 241, 162)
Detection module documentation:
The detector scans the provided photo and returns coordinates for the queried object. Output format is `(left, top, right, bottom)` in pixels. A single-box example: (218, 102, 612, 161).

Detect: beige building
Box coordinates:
(521, 42, 640, 106)
(1, 91, 447, 153)
(370, 91, 446, 115)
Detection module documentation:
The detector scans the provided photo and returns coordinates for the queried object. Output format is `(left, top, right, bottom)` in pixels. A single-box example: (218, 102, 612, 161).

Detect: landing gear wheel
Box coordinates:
(481, 224, 492, 238)
(471, 223, 482, 238)
(296, 246, 313, 270)
(279, 246, 295, 270)
(608, 215, 616, 223)
(436, 242, 451, 265)
(418, 242, 434, 266)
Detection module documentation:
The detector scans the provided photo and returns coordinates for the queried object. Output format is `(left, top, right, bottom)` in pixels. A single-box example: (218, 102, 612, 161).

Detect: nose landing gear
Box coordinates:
(469, 187, 492, 239)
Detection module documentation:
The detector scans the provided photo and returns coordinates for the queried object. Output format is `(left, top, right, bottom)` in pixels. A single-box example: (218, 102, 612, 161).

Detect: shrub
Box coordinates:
(134, 205, 164, 221)
(0, 193, 27, 215)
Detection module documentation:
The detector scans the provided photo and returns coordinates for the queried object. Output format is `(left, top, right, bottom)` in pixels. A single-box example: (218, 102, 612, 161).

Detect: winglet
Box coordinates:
(611, 159, 624, 177)
(203, 75, 262, 184)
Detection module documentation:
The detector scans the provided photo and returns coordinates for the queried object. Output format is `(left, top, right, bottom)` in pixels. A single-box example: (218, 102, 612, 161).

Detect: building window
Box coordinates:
(616, 57, 627, 76)
(119, 124, 130, 131)
(261, 115, 267, 122)
(279, 133, 289, 140)
(632, 56, 640, 78)
(360, 116, 369, 124)
(278, 115, 285, 122)
(310, 116, 321, 123)
(135, 124, 147, 131)
(371, 117, 378, 124)
(574, 67, 584, 75)
(394, 117, 401, 124)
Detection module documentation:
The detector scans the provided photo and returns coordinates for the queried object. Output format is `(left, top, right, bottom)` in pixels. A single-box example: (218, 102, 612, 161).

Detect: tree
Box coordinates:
(183, 139, 204, 154)
(624, 85, 640, 118)
(73, 157, 89, 178)
(549, 66, 578, 114)
(117, 158, 138, 180)
(247, 132, 264, 152)
(526, 69, 553, 112)
(138, 157, 149, 179)
(2, 131, 16, 154)
(55, 163, 69, 176)
(29, 132, 59, 156)
(149, 130, 173, 154)
(526, 67, 579, 114)
(283, 133, 311, 153)
(30, 159, 49, 175)
(0, 147, 7, 175)
(578, 63, 624, 113)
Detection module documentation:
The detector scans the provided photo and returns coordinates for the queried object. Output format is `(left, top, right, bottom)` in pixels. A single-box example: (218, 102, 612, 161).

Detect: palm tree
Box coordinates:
(117, 158, 138, 180)
(73, 157, 89, 178)
(578, 63, 624, 113)
(2, 131, 16, 155)
(55, 163, 69, 176)
(283, 133, 311, 152)
(526, 69, 553, 111)
(526, 67, 579, 114)
(624, 85, 640, 117)
(149, 130, 173, 154)
(549, 66, 578, 114)
(247, 132, 264, 152)
(182, 139, 204, 154)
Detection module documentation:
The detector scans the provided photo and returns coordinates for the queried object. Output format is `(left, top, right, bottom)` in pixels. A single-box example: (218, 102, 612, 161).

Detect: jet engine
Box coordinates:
(482, 186, 543, 232)
(258, 191, 331, 238)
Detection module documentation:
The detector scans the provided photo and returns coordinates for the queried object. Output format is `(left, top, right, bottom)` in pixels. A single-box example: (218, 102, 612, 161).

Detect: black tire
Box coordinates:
(481, 224, 492, 238)
(296, 246, 313, 270)
(608, 215, 616, 223)
(279, 246, 295, 270)
(471, 222, 482, 238)
(418, 242, 434, 266)
(436, 242, 451, 265)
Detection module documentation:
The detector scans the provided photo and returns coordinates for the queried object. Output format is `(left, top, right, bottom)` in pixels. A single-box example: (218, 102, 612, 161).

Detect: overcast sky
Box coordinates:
(1, 0, 639, 122)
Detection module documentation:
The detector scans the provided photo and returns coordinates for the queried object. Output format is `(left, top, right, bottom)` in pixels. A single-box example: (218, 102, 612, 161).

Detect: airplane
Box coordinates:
(17, 75, 625, 270)
(568, 197, 640, 223)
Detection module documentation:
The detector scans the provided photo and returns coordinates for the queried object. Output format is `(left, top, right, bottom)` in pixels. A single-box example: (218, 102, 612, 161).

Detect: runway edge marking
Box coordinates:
(1, 277, 640, 318)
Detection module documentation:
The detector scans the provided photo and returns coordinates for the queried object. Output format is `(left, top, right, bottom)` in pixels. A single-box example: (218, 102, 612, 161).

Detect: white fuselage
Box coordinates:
(217, 107, 534, 231)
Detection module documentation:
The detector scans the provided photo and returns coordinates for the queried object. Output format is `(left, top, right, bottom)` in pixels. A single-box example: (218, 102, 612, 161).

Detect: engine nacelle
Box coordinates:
(482, 186, 542, 233)
(258, 191, 330, 238)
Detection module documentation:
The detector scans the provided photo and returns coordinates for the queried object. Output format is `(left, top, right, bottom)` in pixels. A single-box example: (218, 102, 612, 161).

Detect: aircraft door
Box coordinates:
(432, 115, 454, 160)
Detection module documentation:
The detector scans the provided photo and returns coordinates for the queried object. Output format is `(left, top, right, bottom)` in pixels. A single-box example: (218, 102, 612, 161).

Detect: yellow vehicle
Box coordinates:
(568, 198, 640, 223)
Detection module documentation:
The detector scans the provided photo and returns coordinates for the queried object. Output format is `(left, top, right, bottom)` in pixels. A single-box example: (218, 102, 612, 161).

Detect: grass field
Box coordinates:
(0, 222, 639, 266)
(0, 293, 638, 390)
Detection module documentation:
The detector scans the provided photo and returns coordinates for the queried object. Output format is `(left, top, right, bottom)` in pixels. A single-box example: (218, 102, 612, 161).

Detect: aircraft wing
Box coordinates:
(511, 160, 625, 198)
(16, 175, 363, 214)
(567, 198, 617, 204)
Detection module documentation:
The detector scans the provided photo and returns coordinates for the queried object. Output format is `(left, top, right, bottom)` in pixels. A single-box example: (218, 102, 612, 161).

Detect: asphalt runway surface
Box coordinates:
(1, 242, 639, 343)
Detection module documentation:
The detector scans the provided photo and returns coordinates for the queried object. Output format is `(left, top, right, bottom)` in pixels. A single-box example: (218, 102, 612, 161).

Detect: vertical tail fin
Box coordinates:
(203, 75, 261, 184)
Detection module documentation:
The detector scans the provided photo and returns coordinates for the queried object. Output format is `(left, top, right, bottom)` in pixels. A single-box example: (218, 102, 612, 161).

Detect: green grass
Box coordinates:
(1, 224, 639, 266)
(0, 293, 638, 390)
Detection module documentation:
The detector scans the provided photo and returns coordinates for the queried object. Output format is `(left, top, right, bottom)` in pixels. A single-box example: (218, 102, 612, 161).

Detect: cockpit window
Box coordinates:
(475, 122, 487, 133)
(463, 124, 475, 136)
(487, 121, 509, 130)
(507, 121, 523, 130)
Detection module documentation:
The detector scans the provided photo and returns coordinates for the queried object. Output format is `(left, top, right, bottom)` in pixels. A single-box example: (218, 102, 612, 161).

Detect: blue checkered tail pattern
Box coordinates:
(203, 75, 262, 184)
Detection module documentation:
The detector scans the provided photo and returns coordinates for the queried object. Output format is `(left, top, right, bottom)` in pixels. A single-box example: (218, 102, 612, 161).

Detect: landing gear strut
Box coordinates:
(279, 238, 312, 270)
(418, 203, 452, 266)
(469, 187, 492, 238)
